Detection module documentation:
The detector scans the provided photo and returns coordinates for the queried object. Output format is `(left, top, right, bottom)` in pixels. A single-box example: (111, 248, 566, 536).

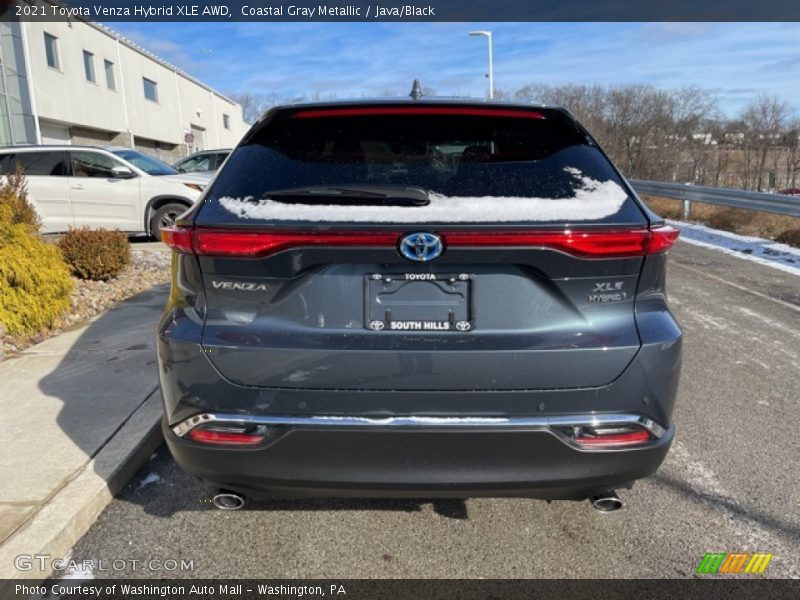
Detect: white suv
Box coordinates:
(0, 145, 211, 238)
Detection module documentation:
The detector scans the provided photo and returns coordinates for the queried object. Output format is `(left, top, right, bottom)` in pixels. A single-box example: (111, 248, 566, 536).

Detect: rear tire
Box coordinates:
(150, 203, 187, 241)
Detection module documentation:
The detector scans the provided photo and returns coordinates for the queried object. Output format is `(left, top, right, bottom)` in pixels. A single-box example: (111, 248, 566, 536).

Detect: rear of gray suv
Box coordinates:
(157, 100, 682, 508)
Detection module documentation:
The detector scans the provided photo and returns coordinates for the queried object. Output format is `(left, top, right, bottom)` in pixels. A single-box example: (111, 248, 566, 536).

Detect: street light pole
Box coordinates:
(469, 30, 493, 100)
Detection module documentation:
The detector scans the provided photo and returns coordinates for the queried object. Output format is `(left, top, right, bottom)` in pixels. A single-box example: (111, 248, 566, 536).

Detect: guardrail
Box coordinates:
(630, 179, 800, 218)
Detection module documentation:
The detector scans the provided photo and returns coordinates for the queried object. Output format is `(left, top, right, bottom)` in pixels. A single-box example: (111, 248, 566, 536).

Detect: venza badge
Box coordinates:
(212, 280, 270, 292)
(399, 232, 443, 262)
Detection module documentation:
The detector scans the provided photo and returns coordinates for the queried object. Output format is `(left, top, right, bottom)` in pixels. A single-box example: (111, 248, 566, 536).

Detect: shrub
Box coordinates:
(58, 227, 131, 281)
(642, 196, 682, 220)
(776, 228, 800, 249)
(0, 165, 40, 230)
(703, 207, 755, 232)
(0, 223, 73, 336)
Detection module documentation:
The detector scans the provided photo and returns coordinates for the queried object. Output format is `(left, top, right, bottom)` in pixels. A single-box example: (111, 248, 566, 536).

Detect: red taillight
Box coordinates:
(290, 106, 546, 120)
(187, 428, 265, 446)
(444, 230, 651, 258)
(445, 226, 678, 257)
(161, 226, 193, 253)
(575, 429, 652, 448)
(192, 229, 399, 257)
(646, 225, 680, 254)
(162, 226, 677, 259)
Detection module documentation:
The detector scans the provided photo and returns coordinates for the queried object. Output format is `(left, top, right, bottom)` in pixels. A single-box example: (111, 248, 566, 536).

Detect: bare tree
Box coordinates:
(603, 85, 673, 179)
(510, 82, 799, 189)
(667, 87, 720, 182)
(229, 91, 336, 123)
(784, 119, 800, 190)
(705, 120, 734, 187)
(227, 91, 263, 124)
(739, 94, 792, 190)
(514, 83, 607, 137)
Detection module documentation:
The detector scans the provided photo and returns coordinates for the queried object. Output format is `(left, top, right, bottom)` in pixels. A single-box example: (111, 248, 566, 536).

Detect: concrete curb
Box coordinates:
(0, 389, 163, 582)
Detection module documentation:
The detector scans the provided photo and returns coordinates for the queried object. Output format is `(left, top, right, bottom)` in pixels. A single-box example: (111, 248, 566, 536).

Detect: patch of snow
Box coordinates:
(60, 563, 95, 580)
(681, 308, 734, 332)
(136, 472, 161, 489)
(286, 370, 311, 383)
(669, 220, 800, 276)
(398, 416, 510, 424)
(311, 415, 510, 425)
(58, 551, 95, 580)
(219, 169, 628, 223)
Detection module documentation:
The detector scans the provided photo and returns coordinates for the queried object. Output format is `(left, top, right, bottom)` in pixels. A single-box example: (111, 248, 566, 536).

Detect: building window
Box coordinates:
(143, 78, 158, 102)
(104, 60, 116, 90)
(83, 51, 95, 83)
(222, 113, 230, 130)
(44, 33, 59, 70)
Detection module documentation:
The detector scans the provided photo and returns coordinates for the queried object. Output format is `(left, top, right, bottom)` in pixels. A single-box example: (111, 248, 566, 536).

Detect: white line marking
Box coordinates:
(670, 261, 800, 313)
(735, 307, 800, 339)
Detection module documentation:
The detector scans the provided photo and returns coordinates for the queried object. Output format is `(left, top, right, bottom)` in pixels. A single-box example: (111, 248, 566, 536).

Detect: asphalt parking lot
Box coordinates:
(66, 241, 800, 579)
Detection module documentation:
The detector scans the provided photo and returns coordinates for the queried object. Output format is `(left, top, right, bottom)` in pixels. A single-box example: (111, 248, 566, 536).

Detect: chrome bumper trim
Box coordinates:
(172, 412, 667, 440)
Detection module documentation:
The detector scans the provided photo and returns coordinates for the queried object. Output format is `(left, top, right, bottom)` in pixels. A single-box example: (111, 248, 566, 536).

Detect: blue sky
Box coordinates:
(109, 22, 800, 116)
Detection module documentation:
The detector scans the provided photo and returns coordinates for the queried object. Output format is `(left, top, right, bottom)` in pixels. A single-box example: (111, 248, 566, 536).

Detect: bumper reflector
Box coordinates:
(187, 426, 266, 446)
(573, 428, 652, 448)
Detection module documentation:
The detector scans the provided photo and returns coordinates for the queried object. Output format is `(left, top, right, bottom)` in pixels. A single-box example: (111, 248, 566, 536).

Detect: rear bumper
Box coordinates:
(157, 265, 681, 499)
(164, 414, 674, 500)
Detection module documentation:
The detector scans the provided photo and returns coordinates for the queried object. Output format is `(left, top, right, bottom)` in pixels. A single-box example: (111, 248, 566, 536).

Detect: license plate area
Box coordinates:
(365, 273, 473, 332)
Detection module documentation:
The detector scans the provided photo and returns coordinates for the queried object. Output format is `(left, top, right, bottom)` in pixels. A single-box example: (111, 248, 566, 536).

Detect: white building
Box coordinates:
(0, 3, 248, 162)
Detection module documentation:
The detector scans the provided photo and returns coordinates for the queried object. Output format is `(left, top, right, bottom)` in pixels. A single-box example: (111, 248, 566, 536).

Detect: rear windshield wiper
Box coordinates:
(259, 185, 430, 207)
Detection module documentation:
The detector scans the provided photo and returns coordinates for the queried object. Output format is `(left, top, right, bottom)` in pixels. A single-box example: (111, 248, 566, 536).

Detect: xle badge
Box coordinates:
(588, 281, 627, 303)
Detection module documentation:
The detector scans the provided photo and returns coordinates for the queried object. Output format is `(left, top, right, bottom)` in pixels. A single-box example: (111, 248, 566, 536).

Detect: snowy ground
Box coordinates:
(668, 219, 800, 276)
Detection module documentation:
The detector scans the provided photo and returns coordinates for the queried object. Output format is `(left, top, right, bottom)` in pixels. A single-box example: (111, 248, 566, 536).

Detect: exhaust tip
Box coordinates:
(212, 491, 245, 511)
(590, 491, 623, 513)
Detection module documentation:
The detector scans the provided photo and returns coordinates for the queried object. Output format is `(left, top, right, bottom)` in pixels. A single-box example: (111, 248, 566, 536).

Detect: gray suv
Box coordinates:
(173, 149, 231, 173)
(158, 99, 682, 511)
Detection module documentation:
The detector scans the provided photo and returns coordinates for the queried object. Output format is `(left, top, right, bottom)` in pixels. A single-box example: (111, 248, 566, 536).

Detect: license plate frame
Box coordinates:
(364, 273, 474, 332)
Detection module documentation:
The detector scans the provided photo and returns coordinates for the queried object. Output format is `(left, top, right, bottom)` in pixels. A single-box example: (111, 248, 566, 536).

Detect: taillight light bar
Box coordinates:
(290, 106, 546, 120)
(192, 229, 399, 257)
(162, 225, 679, 259)
(443, 226, 678, 257)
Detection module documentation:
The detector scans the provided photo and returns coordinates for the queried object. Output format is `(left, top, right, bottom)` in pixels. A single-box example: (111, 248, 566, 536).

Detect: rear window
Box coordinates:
(199, 106, 644, 225)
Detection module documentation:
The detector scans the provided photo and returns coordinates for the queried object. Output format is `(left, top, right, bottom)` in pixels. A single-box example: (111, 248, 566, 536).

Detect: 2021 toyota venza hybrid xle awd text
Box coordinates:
(158, 98, 681, 511)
